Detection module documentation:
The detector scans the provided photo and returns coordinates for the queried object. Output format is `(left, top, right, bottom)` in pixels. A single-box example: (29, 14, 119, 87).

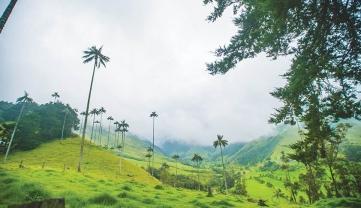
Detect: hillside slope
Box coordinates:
(0, 138, 261, 208)
(228, 121, 361, 165)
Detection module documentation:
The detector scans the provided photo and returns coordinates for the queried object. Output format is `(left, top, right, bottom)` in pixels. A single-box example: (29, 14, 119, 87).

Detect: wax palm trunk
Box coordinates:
(78, 62, 96, 172)
(3, 102, 25, 162)
(152, 117, 155, 176)
(98, 114, 103, 145)
(90, 115, 96, 143)
(220, 146, 228, 193)
(61, 112, 67, 139)
(107, 121, 111, 146)
(197, 161, 200, 191)
(0, 0, 17, 34)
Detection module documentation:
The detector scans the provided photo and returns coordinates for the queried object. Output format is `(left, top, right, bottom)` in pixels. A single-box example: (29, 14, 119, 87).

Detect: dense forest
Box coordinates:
(0, 99, 79, 151)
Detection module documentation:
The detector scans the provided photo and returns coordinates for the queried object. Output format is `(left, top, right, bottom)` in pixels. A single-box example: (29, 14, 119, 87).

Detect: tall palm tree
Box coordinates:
(89, 108, 98, 143)
(145, 146, 153, 173)
(106, 116, 114, 147)
(61, 107, 70, 140)
(4, 91, 33, 162)
(120, 120, 129, 152)
(172, 154, 180, 187)
(78, 46, 109, 172)
(149, 111, 158, 176)
(97, 107, 106, 144)
(0, 0, 17, 34)
(191, 153, 203, 191)
(51, 92, 60, 103)
(213, 134, 229, 193)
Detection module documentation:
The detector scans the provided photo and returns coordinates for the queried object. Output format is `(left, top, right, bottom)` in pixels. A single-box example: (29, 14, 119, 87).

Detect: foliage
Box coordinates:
(0, 101, 79, 151)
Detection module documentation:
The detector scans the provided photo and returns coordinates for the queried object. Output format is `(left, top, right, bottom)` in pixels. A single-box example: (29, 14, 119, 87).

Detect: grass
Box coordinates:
(2, 136, 357, 207)
(0, 138, 260, 208)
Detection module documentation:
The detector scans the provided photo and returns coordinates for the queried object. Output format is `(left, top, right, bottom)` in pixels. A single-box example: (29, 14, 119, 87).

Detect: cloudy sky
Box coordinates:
(0, 0, 291, 145)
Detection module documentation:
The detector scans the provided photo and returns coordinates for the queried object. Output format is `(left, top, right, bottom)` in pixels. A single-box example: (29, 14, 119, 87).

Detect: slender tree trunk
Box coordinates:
(107, 120, 111, 146)
(220, 146, 228, 193)
(116, 131, 119, 147)
(328, 163, 340, 197)
(61, 111, 68, 140)
(79, 115, 84, 135)
(90, 115, 95, 143)
(94, 123, 98, 144)
(78, 62, 97, 172)
(122, 131, 125, 153)
(197, 161, 200, 191)
(3, 102, 25, 162)
(0, 0, 17, 34)
(98, 114, 103, 145)
(152, 117, 155, 176)
(175, 160, 178, 187)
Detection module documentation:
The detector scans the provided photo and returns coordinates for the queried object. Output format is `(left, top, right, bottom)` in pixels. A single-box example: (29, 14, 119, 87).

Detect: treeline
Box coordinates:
(0, 100, 79, 151)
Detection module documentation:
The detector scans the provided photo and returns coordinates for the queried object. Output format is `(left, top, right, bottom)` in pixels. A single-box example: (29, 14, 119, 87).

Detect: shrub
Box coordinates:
(89, 193, 117, 205)
(211, 200, 234, 207)
(22, 183, 50, 202)
(117, 192, 127, 198)
(154, 185, 164, 190)
(143, 198, 155, 204)
(122, 185, 132, 191)
(2, 178, 16, 184)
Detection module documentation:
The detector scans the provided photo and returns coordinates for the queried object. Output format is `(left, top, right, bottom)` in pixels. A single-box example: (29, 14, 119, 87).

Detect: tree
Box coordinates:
(51, 92, 60, 103)
(97, 107, 106, 145)
(191, 153, 203, 191)
(203, 1, 360, 122)
(204, 1, 361, 202)
(106, 116, 114, 147)
(89, 108, 98, 143)
(323, 123, 351, 197)
(0, 0, 17, 34)
(160, 162, 170, 183)
(61, 106, 70, 140)
(3, 91, 33, 162)
(172, 154, 180, 187)
(120, 120, 129, 152)
(213, 134, 229, 193)
(78, 46, 110, 172)
(150, 111, 158, 176)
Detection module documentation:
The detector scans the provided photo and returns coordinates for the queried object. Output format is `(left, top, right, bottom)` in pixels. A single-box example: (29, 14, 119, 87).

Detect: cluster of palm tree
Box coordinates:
(113, 120, 129, 150)
(87, 107, 107, 145)
(141, 134, 229, 192)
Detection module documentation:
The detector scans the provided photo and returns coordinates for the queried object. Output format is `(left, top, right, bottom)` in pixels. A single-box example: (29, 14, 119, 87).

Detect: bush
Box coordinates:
(143, 198, 155, 204)
(122, 185, 132, 191)
(89, 193, 117, 205)
(211, 200, 234, 207)
(154, 185, 164, 190)
(117, 192, 127, 198)
(22, 183, 50, 202)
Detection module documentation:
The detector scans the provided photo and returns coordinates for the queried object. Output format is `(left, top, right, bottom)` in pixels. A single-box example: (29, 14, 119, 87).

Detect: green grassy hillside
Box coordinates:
(0, 138, 266, 208)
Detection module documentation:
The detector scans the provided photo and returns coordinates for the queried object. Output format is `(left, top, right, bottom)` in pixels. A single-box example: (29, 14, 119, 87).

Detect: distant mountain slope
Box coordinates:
(227, 121, 361, 165)
(160, 140, 245, 164)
